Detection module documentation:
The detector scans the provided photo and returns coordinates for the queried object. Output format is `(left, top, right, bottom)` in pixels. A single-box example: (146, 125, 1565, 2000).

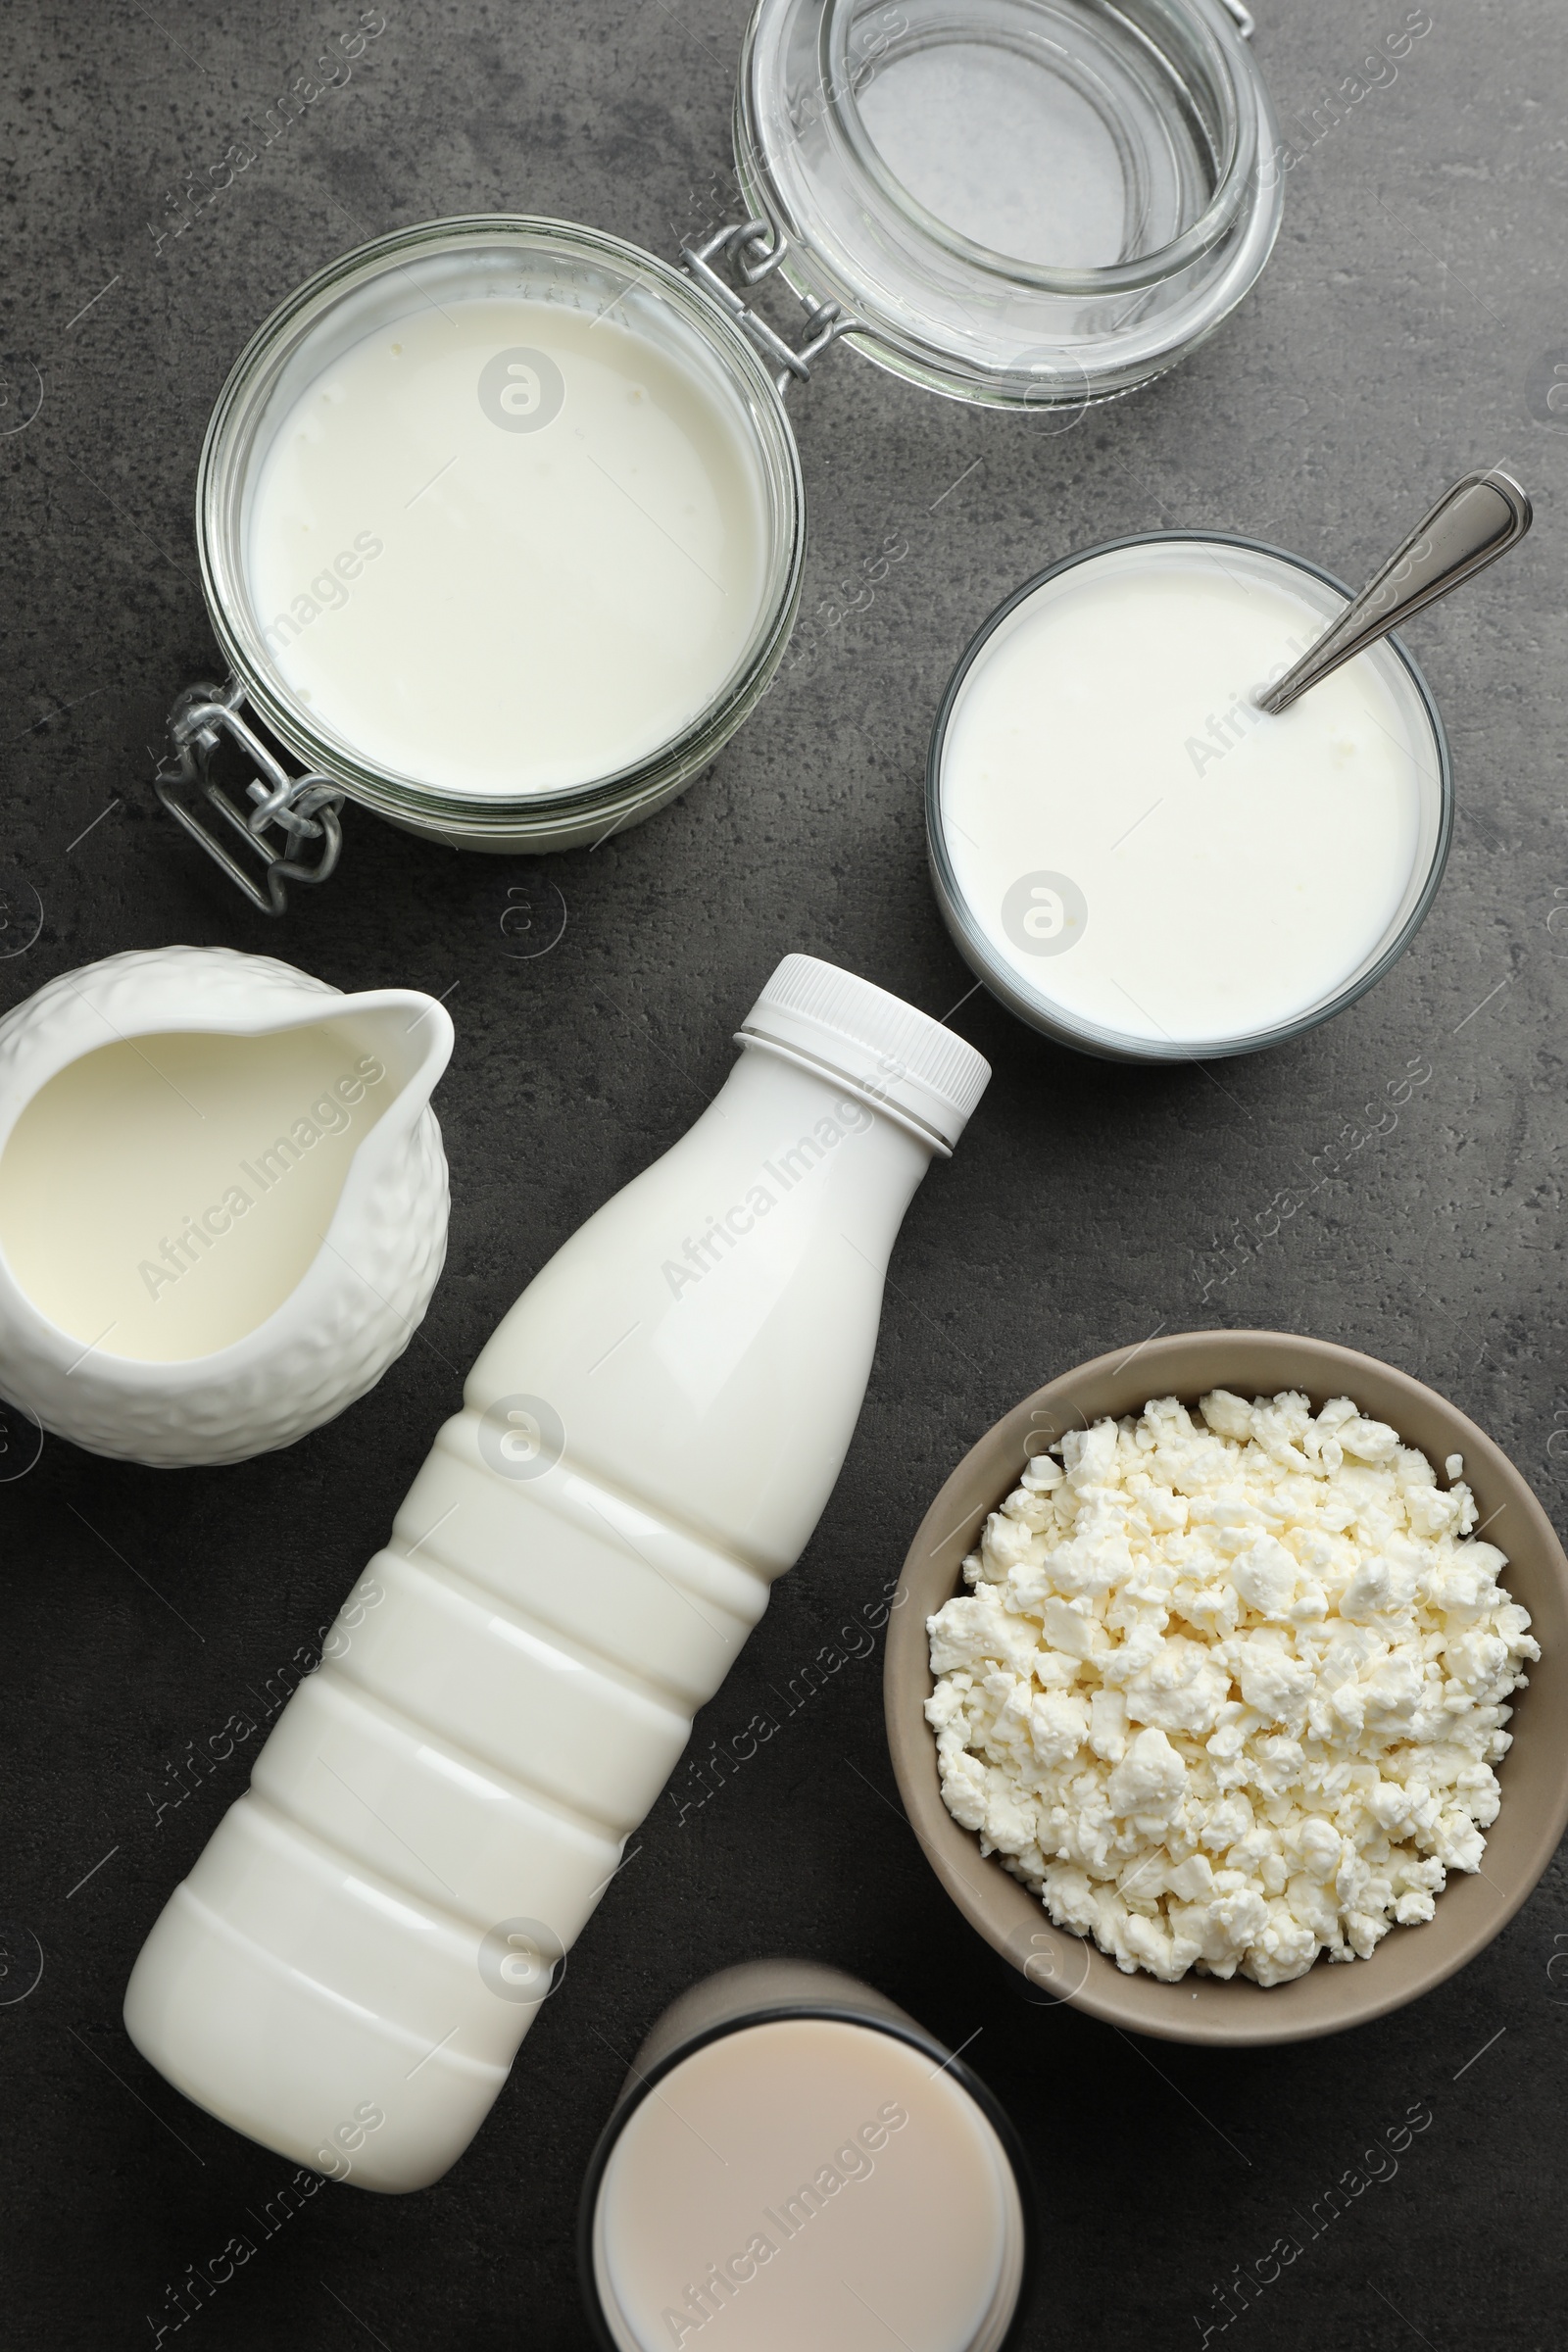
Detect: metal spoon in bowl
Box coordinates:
(1255, 467, 1532, 717)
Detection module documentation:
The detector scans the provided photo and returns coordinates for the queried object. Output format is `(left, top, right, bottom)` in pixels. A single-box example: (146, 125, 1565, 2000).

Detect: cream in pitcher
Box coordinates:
(124, 955, 990, 2190)
(0, 947, 452, 1466)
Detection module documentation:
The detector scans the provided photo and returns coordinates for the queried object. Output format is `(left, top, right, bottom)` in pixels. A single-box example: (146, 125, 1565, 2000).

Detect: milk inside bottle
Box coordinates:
(123, 956, 990, 2191)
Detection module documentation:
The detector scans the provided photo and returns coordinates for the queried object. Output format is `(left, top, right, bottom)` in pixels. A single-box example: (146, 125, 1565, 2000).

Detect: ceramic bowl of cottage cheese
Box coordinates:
(885, 1331, 1568, 2044)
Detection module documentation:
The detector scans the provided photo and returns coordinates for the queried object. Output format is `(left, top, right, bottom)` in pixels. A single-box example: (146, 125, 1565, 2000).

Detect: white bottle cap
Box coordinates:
(737, 954, 991, 1153)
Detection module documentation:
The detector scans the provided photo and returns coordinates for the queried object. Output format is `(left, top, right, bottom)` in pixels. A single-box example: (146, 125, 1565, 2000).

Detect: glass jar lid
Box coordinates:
(735, 0, 1284, 408)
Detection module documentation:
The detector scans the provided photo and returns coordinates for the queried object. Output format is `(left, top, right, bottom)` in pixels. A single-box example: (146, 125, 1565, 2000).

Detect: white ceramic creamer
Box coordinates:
(0, 948, 452, 1466)
(124, 956, 990, 2191)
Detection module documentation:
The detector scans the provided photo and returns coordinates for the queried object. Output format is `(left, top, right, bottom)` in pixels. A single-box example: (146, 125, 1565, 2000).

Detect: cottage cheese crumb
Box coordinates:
(925, 1391, 1539, 1985)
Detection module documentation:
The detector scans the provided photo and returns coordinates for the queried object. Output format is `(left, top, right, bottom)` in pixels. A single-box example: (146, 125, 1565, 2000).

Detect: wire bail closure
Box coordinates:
(154, 682, 345, 917)
(681, 219, 858, 396)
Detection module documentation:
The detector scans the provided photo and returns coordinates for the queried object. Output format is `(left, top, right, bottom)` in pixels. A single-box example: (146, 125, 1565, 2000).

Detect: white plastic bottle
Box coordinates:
(123, 956, 989, 2192)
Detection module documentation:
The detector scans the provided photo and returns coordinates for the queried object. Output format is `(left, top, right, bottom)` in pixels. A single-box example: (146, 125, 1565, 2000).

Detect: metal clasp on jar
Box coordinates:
(681, 219, 859, 396)
(154, 683, 345, 916)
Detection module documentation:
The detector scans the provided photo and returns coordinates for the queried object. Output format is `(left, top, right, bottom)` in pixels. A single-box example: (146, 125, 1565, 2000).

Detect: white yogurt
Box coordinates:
(245, 295, 771, 796)
(935, 541, 1442, 1050)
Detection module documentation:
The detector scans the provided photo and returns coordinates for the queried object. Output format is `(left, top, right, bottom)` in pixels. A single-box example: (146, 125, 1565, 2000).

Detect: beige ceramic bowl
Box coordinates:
(885, 1331, 1568, 2044)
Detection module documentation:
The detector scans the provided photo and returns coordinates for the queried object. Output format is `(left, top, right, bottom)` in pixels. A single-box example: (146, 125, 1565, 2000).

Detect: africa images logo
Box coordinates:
(1002, 870, 1088, 958)
(478, 347, 565, 433)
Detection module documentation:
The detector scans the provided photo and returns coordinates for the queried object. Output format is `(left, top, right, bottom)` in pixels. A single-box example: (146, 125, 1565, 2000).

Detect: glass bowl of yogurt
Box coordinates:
(926, 532, 1452, 1062)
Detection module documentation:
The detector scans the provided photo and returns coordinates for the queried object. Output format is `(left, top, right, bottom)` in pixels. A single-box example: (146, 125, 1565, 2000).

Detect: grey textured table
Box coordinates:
(3, 2, 1565, 2344)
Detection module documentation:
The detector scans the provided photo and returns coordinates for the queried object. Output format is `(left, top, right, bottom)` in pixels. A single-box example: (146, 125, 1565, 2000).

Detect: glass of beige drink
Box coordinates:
(580, 1961, 1034, 2352)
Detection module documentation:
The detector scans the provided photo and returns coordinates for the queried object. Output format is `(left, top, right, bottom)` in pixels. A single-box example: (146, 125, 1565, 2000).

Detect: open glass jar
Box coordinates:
(156, 0, 1282, 911)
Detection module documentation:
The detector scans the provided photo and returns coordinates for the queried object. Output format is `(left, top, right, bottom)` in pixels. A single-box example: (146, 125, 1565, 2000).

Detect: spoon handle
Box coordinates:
(1255, 468, 1532, 717)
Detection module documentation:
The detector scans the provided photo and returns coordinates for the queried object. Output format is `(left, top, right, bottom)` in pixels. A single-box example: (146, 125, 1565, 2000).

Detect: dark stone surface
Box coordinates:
(2, 0, 1564, 2344)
